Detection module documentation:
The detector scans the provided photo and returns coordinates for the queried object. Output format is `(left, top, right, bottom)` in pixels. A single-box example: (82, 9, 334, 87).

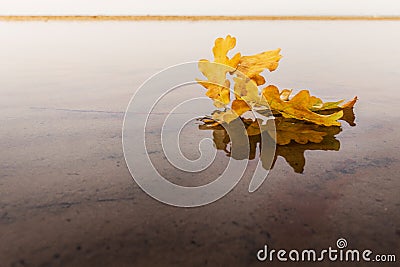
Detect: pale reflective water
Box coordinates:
(0, 21, 399, 266)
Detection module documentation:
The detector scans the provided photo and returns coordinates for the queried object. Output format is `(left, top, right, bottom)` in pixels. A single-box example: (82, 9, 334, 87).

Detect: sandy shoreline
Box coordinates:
(1, 15, 400, 21)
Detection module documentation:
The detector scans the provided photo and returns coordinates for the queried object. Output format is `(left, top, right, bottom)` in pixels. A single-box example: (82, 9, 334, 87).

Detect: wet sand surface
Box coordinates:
(1, 21, 400, 266)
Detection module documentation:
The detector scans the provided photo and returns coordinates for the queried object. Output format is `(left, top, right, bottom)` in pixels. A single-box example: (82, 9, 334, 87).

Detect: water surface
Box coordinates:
(1, 20, 399, 266)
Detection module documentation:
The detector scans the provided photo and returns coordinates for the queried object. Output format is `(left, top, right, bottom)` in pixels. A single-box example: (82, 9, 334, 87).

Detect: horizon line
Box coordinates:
(1, 15, 400, 21)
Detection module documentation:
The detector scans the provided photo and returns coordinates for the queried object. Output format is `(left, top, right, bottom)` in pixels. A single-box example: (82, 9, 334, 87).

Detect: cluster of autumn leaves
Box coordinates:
(197, 35, 357, 128)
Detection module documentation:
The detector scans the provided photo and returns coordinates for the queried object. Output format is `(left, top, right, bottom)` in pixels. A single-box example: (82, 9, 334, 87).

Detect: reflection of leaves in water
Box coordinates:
(341, 108, 356, 126)
(272, 126, 341, 173)
(199, 108, 356, 173)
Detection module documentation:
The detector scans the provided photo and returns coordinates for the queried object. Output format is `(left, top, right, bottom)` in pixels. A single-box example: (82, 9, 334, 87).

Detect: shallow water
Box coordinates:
(1, 21, 400, 266)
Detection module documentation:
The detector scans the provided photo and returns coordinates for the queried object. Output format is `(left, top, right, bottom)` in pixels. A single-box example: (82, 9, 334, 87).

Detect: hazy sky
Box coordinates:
(1, 0, 400, 16)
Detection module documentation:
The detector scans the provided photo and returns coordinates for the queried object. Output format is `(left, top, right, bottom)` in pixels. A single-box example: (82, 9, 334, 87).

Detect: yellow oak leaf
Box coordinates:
(308, 96, 344, 111)
(262, 85, 343, 126)
(316, 97, 358, 126)
(231, 99, 251, 116)
(197, 35, 241, 107)
(205, 85, 230, 108)
(274, 88, 357, 113)
(237, 49, 282, 85)
(309, 95, 358, 111)
(212, 35, 241, 67)
(279, 89, 292, 101)
(250, 74, 266, 86)
(233, 75, 260, 103)
(341, 96, 358, 109)
(197, 61, 233, 107)
(211, 109, 239, 124)
(210, 100, 253, 124)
